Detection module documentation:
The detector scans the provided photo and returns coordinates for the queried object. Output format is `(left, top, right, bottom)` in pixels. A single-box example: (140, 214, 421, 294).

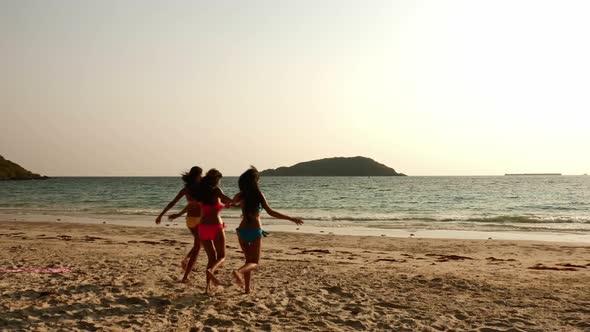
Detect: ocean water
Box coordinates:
(1, 176, 589, 233)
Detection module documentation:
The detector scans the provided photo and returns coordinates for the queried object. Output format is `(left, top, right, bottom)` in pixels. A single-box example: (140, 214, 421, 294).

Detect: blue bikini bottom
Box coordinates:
(236, 228, 269, 243)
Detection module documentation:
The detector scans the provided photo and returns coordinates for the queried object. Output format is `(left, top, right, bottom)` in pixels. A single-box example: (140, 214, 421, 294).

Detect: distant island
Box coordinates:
(260, 156, 406, 176)
(505, 173, 562, 176)
(0, 155, 49, 180)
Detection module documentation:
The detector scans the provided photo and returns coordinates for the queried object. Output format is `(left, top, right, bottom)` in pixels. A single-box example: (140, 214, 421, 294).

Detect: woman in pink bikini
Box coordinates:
(232, 167, 303, 293)
(196, 169, 234, 294)
(155, 166, 202, 283)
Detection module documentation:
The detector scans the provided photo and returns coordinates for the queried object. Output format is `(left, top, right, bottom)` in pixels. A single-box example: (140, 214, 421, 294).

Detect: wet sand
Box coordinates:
(1, 220, 589, 331)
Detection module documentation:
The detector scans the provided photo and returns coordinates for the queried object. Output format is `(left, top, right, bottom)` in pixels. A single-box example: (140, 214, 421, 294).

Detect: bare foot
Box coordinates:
(207, 269, 220, 286)
(232, 270, 244, 288)
(181, 277, 189, 283)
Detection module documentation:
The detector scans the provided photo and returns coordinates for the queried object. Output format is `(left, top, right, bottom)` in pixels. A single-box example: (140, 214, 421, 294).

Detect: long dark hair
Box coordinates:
(238, 166, 263, 215)
(198, 169, 222, 204)
(181, 166, 202, 199)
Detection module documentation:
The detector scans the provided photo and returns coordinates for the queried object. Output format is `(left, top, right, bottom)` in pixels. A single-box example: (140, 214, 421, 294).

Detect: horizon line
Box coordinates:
(23, 174, 588, 178)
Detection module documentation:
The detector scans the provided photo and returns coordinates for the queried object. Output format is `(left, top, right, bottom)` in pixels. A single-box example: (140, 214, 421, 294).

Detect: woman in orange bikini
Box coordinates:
(155, 166, 202, 283)
(196, 169, 234, 294)
(232, 167, 303, 293)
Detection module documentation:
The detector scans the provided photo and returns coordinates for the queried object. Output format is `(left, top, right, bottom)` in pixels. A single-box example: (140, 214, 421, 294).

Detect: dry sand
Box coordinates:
(0, 220, 589, 331)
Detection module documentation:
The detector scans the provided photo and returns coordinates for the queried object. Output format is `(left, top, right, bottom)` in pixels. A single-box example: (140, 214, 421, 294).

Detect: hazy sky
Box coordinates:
(2, 1, 589, 176)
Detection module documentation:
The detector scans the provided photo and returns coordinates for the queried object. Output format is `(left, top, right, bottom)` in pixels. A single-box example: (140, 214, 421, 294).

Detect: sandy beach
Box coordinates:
(1, 220, 589, 331)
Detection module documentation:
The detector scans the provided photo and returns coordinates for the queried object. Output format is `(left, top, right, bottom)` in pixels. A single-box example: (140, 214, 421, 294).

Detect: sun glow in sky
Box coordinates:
(1, 0, 589, 176)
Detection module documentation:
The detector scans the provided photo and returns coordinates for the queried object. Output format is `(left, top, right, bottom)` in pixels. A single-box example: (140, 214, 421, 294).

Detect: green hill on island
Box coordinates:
(0, 155, 48, 180)
(260, 156, 406, 176)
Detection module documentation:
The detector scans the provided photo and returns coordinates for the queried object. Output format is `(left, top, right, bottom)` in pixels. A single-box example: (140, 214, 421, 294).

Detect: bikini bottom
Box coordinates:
(236, 228, 269, 243)
(198, 223, 226, 241)
(186, 216, 201, 228)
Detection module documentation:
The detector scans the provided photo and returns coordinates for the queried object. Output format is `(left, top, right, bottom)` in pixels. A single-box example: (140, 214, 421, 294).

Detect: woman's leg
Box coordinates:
(242, 237, 261, 294)
(206, 230, 226, 288)
(233, 235, 261, 293)
(201, 239, 218, 294)
(185, 247, 194, 261)
(181, 227, 201, 282)
(232, 236, 249, 288)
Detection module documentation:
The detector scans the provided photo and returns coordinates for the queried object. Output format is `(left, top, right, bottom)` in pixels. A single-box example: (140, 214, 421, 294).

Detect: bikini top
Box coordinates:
(200, 202, 223, 216)
(241, 202, 263, 214)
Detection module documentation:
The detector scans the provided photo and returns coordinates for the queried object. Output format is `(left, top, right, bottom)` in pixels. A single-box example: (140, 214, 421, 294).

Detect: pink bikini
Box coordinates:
(200, 202, 223, 216)
(198, 202, 226, 240)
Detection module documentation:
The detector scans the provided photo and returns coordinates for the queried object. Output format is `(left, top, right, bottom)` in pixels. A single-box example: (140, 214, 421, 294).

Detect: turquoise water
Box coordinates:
(1, 176, 589, 232)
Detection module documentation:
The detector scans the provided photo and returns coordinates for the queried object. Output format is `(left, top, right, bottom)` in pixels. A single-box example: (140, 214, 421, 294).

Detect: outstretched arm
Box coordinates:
(229, 193, 242, 208)
(261, 193, 304, 225)
(169, 205, 188, 220)
(156, 189, 185, 224)
(214, 187, 235, 207)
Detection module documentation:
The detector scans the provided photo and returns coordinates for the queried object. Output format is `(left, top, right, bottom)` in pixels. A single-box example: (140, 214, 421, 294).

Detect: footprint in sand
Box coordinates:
(486, 257, 517, 263)
(425, 254, 474, 262)
(322, 286, 353, 298)
(528, 263, 579, 271)
(115, 296, 149, 306)
(301, 249, 330, 254)
(556, 263, 587, 268)
(138, 240, 159, 245)
(83, 236, 103, 242)
(375, 258, 406, 263)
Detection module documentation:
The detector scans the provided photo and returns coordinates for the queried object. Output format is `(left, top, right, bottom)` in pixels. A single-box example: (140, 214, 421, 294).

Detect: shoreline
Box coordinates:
(1, 220, 589, 331)
(2, 212, 589, 244)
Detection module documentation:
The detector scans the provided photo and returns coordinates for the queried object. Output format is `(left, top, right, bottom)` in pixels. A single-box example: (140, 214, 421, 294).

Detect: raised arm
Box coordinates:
(261, 193, 303, 225)
(156, 189, 185, 224)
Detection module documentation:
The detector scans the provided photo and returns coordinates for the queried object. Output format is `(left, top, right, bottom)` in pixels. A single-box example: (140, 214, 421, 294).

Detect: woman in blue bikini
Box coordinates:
(232, 167, 303, 294)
